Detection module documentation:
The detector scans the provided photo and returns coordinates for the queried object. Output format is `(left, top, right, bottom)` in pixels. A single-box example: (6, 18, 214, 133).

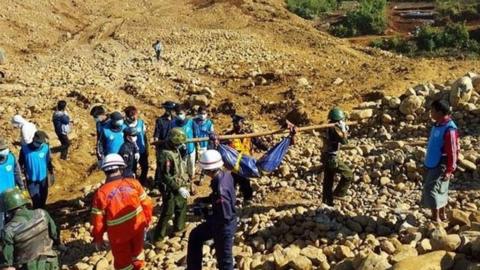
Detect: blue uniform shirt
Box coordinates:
(209, 170, 236, 223)
(193, 118, 214, 149)
(425, 119, 457, 168)
(173, 118, 195, 154)
(132, 119, 147, 154)
(101, 124, 126, 155)
(21, 144, 50, 182)
(0, 153, 17, 193)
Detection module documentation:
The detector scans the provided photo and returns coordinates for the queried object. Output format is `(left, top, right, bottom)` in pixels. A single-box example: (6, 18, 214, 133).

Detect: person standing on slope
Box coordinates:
(11, 115, 37, 146)
(97, 111, 126, 162)
(52, 100, 72, 160)
(124, 106, 149, 186)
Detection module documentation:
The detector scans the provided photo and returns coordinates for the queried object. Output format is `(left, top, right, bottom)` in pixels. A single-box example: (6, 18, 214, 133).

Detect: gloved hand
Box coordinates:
(178, 187, 190, 199)
(135, 153, 140, 161)
(21, 190, 30, 200)
(336, 120, 348, 133)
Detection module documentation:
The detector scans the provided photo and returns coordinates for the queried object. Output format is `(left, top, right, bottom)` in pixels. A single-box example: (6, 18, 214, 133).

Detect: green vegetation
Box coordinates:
(371, 23, 480, 57)
(330, 0, 387, 37)
(436, 0, 480, 22)
(285, 0, 341, 19)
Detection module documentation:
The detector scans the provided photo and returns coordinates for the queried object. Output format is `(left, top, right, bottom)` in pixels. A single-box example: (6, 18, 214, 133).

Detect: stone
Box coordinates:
(430, 227, 461, 252)
(301, 245, 328, 265)
(391, 251, 455, 270)
(351, 109, 373, 120)
(417, 238, 432, 254)
(94, 258, 109, 270)
(459, 159, 477, 171)
(379, 177, 390, 186)
(380, 240, 396, 254)
(189, 94, 209, 107)
(450, 76, 473, 107)
(333, 77, 344, 85)
(391, 245, 418, 264)
(0, 48, 6, 65)
(388, 97, 401, 109)
(73, 262, 91, 270)
(473, 76, 480, 92)
(297, 77, 310, 87)
(450, 209, 471, 227)
(288, 255, 313, 270)
(399, 95, 423, 115)
(471, 237, 480, 260)
(357, 252, 391, 270)
(382, 114, 393, 124)
(336, 245, 355, 260)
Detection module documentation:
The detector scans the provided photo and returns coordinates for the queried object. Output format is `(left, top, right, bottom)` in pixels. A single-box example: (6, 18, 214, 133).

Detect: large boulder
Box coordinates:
(288, 256, 313, 270)
(450, 209, 471, 227)
(430, 227, 461, 252)
(350, 109, 373, 120)
(450, 76, 473, 107)
(399, 95, 423, 115)
(391, 251, 456, 270)
(473, 76, 480, 92)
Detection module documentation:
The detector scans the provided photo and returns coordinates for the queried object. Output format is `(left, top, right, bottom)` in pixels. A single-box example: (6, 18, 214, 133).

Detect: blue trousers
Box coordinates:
(187, 219, 237, 270)
(27, 179, 48, 209)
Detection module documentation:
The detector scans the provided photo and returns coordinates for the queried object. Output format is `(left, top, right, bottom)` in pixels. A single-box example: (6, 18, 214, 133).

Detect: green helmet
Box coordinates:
(328, 107, 345, 121)
(168, 128, 187, 145)
(3, 188, 28, 212)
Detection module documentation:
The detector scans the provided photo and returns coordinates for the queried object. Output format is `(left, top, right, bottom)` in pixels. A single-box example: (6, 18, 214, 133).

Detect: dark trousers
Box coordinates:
(232, 173, 252, 202)
(322, 155, 353, 206)
(155, 51, 161, 61)
(154, 192, 187, 241)
(138, 152, 149, 186)
(27, 179, 49, 209)
(56, 133, 70, 160)
(187, 219, 236, 270)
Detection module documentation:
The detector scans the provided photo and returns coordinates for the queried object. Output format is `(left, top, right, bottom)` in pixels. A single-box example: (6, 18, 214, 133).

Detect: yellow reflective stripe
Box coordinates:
(132, 251, 145, 260)
(107, 206, 143, 226)
(139, 192, 147, 200)
(117, 264, 133, 270)
(233, 153, 243, 173)
(91, 208, 104, 215)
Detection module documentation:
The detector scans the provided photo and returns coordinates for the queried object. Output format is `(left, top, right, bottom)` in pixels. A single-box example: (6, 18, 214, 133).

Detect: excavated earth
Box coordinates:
(1, 0, 480, 269)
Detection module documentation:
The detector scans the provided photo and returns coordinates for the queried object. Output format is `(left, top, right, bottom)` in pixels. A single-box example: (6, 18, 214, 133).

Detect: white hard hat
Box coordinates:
(199, 150, 224, 170)
(101, 154, 126, 172)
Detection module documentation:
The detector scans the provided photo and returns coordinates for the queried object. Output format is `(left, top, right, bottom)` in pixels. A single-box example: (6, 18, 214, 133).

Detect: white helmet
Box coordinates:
(199, 150, 224, 171)
(101, 154, 126, 172)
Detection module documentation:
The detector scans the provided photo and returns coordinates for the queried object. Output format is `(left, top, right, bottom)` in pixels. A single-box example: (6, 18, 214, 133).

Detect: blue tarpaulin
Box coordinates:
(218, 137, 292, 178)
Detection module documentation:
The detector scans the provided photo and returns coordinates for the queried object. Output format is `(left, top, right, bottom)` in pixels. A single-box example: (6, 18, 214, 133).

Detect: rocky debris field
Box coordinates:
(57, 73, 480, 270)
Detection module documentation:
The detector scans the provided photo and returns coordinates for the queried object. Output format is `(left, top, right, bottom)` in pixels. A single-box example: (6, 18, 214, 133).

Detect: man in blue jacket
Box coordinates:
(173, 105, 196, 191)
(187, 150, 236, 270)
(52, 100, 72, 160)
(0, 138, 25, 231)
(90, 105, 110, 140)
(193, 106, 214, 155)
(124, 106, 149, 185)
(19, 132, 54, 209)
(97, 112, 126, 162)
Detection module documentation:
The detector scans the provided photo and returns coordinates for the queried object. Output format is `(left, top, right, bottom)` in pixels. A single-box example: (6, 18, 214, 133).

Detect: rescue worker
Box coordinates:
(97, 111, 126, 161)
(11, 115, 37, 146)
(421, 100, 459, 223)
(19, 132, 54, 209)
(124, 106, 149, 185)
(225, 115, 267, 204)
(0, 188, 59, 270)
(154, 128, 190, 245)
(91, 154, 153, 270)
(187, 150, 236, 270)
(193, 106, 214, 156)
(0, 138, 25, 232)
(322, 107, 353, 207)
(118, 127, 140, 179)
(173, 105, 196, 189)
(52, 100, 72, 160)
(90, 105, 110, 140)
(152, 40, 163, 62)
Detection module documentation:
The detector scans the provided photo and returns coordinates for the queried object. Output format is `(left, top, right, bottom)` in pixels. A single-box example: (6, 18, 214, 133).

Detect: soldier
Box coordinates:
(0, 188, 59, 270)
(322, 107, 353, 207)
(154, 128, 191, 246)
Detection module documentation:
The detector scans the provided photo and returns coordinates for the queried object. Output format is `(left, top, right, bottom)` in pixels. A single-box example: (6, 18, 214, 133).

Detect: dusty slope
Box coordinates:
(0, 0, 479, 241)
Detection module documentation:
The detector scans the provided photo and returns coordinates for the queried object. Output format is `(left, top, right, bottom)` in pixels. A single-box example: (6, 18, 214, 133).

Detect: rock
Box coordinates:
(73, 262, 91, 270)
(418, 238, 432, 254)
(430, 227, 461, 252)
(285, 106, 311, 126)
(380, 240, 396, 254)
(473, 76, 480, 92)
(382, 113, 393, 124)
(288, 255, 313, 270)
(379, 177, 390, 186)
(0, 48, 6, 65)
(399, 95, 423, 115)
(450, 76, 473, 107)
(351, 109, 373, 120)
(471, 237, 480, 260)
(189, 94, 209, 107)
(301, 245, 328, 265)
(388, 97, 402, 109)
(357, 252, 391, 270)
(459, 159, 477, 171)
(450, 209, 471, 227)
(335, 245, 355, 260)
(391, 245, 418, 264)
(94, 258, 109, 270)
(297, 77, 310, 87)
(391, 251, 455, 270)
(333, 77, 344, 85)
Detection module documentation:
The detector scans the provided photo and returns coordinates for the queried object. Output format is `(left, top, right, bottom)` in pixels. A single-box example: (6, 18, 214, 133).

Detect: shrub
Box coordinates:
(415, 25, 439, 51)
(286, 0, 341, 19)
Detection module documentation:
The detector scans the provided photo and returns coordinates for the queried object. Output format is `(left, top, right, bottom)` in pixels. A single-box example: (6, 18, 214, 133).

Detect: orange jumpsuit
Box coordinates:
(91, 177, 153, 270)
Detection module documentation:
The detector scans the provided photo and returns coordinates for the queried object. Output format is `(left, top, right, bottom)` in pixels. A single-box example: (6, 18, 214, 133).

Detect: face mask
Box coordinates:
(199, 114, 207, 120)
(0, 149, 9, 157)
(177, 114, 186, 121)
(94, 117, 101, 123)
(32, 141, 42, 149)
(114, 120, 124, 127)
(131, 136, 138, 143)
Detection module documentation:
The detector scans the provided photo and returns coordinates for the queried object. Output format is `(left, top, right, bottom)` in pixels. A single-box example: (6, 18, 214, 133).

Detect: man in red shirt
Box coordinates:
(422, 100, 459, 223)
